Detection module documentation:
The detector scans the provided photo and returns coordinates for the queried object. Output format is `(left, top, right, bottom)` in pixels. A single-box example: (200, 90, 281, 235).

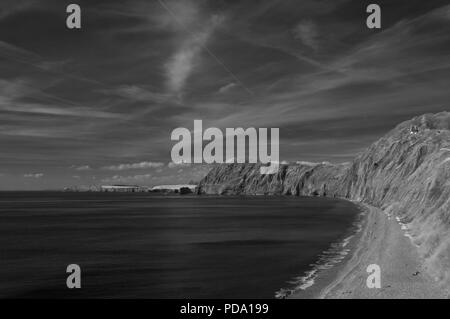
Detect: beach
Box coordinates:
(292, 203, 448, 299)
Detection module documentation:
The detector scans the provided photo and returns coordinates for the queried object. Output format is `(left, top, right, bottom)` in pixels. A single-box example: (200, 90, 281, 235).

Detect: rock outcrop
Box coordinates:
(198, 112, 450, 289)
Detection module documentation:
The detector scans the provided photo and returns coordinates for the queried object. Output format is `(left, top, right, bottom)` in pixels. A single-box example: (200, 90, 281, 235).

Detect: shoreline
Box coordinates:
(291, 202, 448, 299)
(285, 201, 367, 299)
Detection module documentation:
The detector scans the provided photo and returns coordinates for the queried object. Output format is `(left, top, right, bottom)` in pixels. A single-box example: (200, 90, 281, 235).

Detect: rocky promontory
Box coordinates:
(198, 112, 450, 290)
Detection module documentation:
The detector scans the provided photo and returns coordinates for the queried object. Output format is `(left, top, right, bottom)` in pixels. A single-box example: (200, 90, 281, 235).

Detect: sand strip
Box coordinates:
(316, 204, 447, 299)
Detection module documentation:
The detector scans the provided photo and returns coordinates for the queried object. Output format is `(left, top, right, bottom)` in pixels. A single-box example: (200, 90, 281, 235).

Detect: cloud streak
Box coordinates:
(163, 2, 224, 95)
(24, 173, 43, 178)
(293, 20, 319, 50)
(75, 165, 91, 171)
(102, 161, 165, 171)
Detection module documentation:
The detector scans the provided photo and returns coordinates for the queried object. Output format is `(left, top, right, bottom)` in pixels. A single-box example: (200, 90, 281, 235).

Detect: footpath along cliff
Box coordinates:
(197, 112, 450, 290)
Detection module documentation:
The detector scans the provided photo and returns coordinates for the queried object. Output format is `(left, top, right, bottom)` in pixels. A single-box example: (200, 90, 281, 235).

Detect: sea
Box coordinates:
(0, 192, 361, 298)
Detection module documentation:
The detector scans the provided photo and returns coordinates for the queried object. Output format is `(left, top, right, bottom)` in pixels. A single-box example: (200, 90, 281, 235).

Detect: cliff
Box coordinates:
(198, 112, 450, 289)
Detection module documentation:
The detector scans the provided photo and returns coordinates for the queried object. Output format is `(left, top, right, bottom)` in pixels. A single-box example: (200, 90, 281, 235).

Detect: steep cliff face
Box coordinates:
(343, 112, 450, 286)
(197, 112, 450, 287)
(198, 161, 350, 197)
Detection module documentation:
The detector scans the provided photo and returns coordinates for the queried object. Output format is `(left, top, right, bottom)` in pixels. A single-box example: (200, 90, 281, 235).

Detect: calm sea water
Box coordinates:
(0, 192, 360, 298)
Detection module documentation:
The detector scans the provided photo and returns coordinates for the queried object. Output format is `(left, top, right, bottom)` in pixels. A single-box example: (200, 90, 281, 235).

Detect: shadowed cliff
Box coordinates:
(198, 112, 450, 289)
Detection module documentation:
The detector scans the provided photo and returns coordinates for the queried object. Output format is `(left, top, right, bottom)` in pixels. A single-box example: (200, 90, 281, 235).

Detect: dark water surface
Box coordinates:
(0, 192, 360, 298)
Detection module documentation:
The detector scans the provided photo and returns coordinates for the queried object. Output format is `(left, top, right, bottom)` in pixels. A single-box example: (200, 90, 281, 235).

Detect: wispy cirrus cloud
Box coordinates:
(102, 161, 165, 171)
(102, 173, 153, 184)
(160, 0, 224, 95)
(218, 82, 237, 94)
(167, 161, 191, 169)
(24, 173, 43, 178)
(0, 78, 121, 119)
(75, 165, 91, 171)
(98, 85, 170, 103)
(292, 20, 319, 50)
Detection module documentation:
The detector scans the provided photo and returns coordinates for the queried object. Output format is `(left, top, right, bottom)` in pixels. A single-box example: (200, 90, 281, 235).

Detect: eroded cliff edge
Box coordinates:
(197, 112, 450, 290)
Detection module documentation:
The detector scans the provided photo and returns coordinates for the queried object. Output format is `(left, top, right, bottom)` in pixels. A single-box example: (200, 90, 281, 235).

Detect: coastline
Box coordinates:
(291, 202, 448, 299)
(285, 201, 367, 299)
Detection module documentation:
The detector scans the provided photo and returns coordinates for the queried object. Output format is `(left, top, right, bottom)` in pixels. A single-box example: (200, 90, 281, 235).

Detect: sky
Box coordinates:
(0, 0, 449, 190)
